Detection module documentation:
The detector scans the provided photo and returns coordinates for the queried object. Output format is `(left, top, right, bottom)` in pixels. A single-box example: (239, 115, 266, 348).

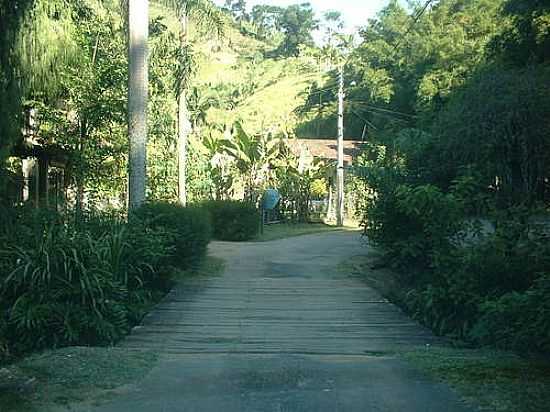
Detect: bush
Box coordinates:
(363, 182, 465, 273)
(470, 274, 550, 352)
(0, 202, 212, 362)
(355, 145, 550, 352)
(130, 202, 212, 268)
(202, 200, 260, 241)
(0, 208, 156, 358)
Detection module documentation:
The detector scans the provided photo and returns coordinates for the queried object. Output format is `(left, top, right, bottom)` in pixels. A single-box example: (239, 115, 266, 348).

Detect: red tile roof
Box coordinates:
(288, 139, 363, 165)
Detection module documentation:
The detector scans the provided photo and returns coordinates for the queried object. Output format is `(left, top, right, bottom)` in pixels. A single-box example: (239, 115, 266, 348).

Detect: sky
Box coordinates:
(213, 0, 395, 37)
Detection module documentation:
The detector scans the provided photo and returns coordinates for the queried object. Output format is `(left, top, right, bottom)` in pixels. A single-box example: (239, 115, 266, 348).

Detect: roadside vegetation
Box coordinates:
(0, 255, 224, 412)
(341, 0, 550, 353)
(403, 347, 550, 412)
(255, 222, 343, 242)
(0, 347, 157, 412)
(0, 202, 211, 362)
(0, 0, 341, 366)
(343, 256, 550, 412)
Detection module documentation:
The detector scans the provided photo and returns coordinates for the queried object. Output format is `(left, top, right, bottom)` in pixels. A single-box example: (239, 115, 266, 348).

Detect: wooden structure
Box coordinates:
(5, 108, 70, 208)
(8, 143, 69, 208)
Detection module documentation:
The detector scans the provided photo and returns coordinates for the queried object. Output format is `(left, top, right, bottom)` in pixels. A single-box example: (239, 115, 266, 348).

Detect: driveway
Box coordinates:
(82, 231, 473, 412)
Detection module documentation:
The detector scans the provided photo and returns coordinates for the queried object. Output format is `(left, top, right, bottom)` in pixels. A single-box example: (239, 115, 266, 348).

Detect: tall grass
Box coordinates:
(0, 202, 211, 361)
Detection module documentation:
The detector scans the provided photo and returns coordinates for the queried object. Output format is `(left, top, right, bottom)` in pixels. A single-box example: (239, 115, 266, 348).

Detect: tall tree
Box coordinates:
(128, 0, 149, 209)
(162, 0, 224, 205)
(0, 0, 77, 189)
(277, 3, 319, 56)
(491, 0, 550, 65)
(322, 10, 344, 45)
(225, 0, 248, 22)
(251, 4, 282, 38)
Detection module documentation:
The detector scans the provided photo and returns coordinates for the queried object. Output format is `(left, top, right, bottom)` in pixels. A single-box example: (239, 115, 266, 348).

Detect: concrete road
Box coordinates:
(81, 231, 473, 412)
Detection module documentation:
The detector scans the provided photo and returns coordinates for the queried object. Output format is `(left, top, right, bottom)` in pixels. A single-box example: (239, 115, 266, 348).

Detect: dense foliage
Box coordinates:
(131, 202, 212, 266)
(0, 203, 210, 361)
(350, 0, 550, 352)
(202, 200, 259, 241)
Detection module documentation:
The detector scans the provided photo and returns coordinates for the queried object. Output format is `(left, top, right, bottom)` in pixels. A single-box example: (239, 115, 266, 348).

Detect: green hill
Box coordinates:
(194, 20, 326, 135)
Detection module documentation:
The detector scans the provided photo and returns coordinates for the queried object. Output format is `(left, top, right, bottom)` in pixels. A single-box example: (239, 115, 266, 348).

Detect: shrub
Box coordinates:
(363, 182, 465, 273)
(1, 210, 134, 357)
(202, 200, 260, 241)
(355, 145, 550, 352)
(131, 202, 212, 267)
(470, 274, 550, 352)
(0, 202, 210, 361)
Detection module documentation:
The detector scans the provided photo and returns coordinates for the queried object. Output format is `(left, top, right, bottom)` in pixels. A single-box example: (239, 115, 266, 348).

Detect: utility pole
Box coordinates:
(336, 64, 345, 227)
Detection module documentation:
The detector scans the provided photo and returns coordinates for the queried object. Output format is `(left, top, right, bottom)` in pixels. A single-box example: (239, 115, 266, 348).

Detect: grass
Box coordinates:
(402, 347, 550, 412)
(340, 253, 550, 412)
(254, 222, 345, 242)
(0, 347, 157, 412)
(172, 255, 225, 280)
(0, 256, 225, 412)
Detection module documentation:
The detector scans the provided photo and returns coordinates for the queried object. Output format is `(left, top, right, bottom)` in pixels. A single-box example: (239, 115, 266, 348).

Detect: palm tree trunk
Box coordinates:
(128, 0, 149, 210)
(178, 14, 192, 206)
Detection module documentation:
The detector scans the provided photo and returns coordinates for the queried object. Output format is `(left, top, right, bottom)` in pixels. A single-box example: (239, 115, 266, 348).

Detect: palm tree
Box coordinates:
(127, 0, 149, 210)
(162, 0, 224, 205)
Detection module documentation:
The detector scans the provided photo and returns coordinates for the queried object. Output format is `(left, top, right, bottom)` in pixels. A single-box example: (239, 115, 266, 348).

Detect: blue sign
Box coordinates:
(262, 189, 280, 210)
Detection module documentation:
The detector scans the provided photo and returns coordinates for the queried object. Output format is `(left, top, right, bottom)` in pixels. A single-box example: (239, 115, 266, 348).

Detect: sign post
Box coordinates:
(261, 189, 281, 231)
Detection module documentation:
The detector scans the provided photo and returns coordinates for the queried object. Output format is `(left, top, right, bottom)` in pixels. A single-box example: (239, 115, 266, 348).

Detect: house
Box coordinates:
(4, 108, 69, 208)
(7, 142, 69, 208)
(286, 138, 364, 222)
(287, 138, 363, 167)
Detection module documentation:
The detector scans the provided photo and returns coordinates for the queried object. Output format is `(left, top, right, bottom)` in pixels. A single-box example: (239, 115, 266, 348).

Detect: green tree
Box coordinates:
(491, 0, 550, 65)
(322, 10, 344, 45)
(224, 0, 248, 22)
(251, 4, 282, 38)
(222, 122, 282, 201)
(432, 65, 550, 203)
(161, 0, 224, 205)
(0, 0, 78, 190)
(277, 3, 319, 56)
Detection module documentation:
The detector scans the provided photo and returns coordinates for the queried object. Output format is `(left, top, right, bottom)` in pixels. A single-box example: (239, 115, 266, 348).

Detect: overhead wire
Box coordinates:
(391, 0, 435, 53)
(348, 107, 378, 130)
(346, 100, 417, 118)
(347, 102, 410, 124)
(295, 1, 435, 128)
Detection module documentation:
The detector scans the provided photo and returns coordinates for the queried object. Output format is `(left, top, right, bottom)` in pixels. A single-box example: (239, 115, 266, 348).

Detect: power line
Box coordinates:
(349, 108, 378, 130)
(347, 100, 417, 118)
(348, 103, 409, 124)
(307, 84, 340, 95)
(391, 0, 435, 53)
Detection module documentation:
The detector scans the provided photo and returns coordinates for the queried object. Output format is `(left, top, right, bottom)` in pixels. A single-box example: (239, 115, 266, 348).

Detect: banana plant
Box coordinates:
(192, 126, 234, 199)
(222, 122, 282, 202)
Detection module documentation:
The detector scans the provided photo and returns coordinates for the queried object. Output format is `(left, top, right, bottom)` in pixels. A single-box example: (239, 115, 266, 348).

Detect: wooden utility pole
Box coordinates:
(336, 64, 345, 227)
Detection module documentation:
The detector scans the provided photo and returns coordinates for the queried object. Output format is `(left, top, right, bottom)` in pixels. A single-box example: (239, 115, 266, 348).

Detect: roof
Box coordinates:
(11, 142, 70, 167)
(288, 139, 364, 165)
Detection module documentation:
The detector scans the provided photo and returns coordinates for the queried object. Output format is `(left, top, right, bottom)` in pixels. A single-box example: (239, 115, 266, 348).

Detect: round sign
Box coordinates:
(262, 189, 280, 210)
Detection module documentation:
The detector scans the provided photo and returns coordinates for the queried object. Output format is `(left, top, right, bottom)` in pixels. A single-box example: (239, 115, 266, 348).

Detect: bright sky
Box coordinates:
(213, 0, 396, 36)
